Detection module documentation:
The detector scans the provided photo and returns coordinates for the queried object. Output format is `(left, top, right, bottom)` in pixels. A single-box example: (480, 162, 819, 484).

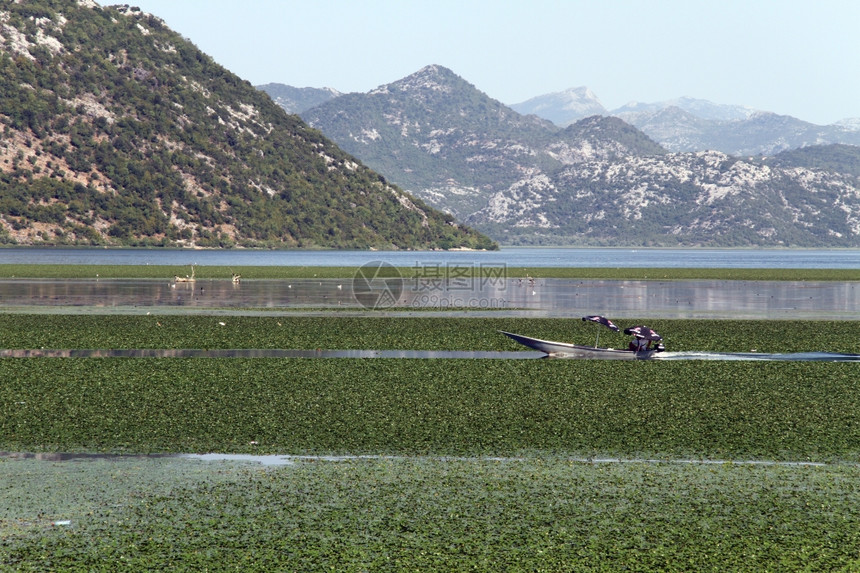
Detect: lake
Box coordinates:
(1, 248, 857, 319)
(1, 277, 857, 319)
(1, 247, 859, 268)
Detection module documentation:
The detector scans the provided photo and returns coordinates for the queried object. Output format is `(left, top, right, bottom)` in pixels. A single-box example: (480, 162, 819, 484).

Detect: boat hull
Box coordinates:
(499, 331, 658, 360)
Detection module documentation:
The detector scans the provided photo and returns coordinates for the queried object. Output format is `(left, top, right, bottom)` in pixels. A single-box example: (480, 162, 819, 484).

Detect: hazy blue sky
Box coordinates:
(130, 0, 858, 125)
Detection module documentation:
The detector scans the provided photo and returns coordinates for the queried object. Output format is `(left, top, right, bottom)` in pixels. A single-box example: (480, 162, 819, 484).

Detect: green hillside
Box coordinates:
(0, 1, 495, 250)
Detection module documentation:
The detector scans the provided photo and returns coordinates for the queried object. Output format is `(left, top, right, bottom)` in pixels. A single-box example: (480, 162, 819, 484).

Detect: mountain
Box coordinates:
(298, 65, 860, 247)
(757, 144, 860, 177)
(612, 106, 717, 154)
(620, 110, 860, 156)
(612, 97, 758, 122)
(470, 148, 860, 247)
(514, 91, 860, 156)
(0, 2, 494, 250)
(836, 118, 860, 131)
(255, 83, 341, 115)
(302, 65, 663, 220)
(509, 87, 606, 127)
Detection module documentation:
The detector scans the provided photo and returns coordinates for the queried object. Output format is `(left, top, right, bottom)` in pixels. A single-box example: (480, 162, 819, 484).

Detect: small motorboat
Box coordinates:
(499, 330, 661, 360)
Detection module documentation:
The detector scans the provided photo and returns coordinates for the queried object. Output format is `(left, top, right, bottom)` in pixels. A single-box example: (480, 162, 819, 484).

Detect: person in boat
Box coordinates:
(628, 335, 651, 352)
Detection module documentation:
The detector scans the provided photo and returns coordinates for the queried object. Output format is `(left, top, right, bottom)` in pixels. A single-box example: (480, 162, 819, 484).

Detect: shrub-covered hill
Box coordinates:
(0, 1, 496, 250)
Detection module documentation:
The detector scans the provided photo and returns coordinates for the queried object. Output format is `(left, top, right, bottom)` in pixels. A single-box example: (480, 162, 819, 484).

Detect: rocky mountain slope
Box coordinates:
(299, 66, 860, 247)
(0, 1, 494, 250)
(473, 147, 860, 246)
(302, 66, 663, 219)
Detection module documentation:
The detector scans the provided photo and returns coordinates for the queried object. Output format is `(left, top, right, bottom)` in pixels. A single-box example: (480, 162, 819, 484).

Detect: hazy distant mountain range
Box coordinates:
(260, 65, 860, 247)
(254, 84, 342, 115)
(264, 82, 860, 157)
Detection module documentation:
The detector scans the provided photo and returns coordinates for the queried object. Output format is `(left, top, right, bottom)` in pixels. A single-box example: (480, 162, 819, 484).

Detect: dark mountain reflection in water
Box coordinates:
(0, 278, 858, 319)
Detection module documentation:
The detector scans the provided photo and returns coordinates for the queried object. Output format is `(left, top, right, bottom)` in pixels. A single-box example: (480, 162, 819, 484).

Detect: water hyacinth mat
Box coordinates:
(2, 455, 860, 570)
(1, 358, 859, 459)
(1, 313, 859, 569)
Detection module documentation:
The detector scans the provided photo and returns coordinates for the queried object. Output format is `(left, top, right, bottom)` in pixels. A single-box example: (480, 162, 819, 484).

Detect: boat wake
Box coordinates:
(655, 351, 860, 362)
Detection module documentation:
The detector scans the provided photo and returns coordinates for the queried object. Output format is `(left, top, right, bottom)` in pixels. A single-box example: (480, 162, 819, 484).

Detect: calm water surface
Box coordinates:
(0, 277, 857, 319)
(0, 248, 857, 319)
(1, 247, 859, 268)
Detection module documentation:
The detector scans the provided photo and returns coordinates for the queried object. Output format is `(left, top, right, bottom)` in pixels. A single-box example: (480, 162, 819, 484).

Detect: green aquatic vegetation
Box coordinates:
(1, 359, 858, 461)
(1, 311, 858, 570)
(3, 457, 860, 571)
(0, 315, 858, 354)
(0, 455, 246, 540)
(0, 263, 856, 569)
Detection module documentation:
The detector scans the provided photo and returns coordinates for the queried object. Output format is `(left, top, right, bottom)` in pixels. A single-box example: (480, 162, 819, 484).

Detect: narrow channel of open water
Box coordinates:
(0, 451, 833, 468)
(1, 348, 858, 361)
(0, 348, 543, 359)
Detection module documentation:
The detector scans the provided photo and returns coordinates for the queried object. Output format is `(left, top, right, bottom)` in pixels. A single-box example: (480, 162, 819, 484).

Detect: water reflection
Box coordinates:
(0, 278, 857, 319)
(492, 279, 860, 319)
